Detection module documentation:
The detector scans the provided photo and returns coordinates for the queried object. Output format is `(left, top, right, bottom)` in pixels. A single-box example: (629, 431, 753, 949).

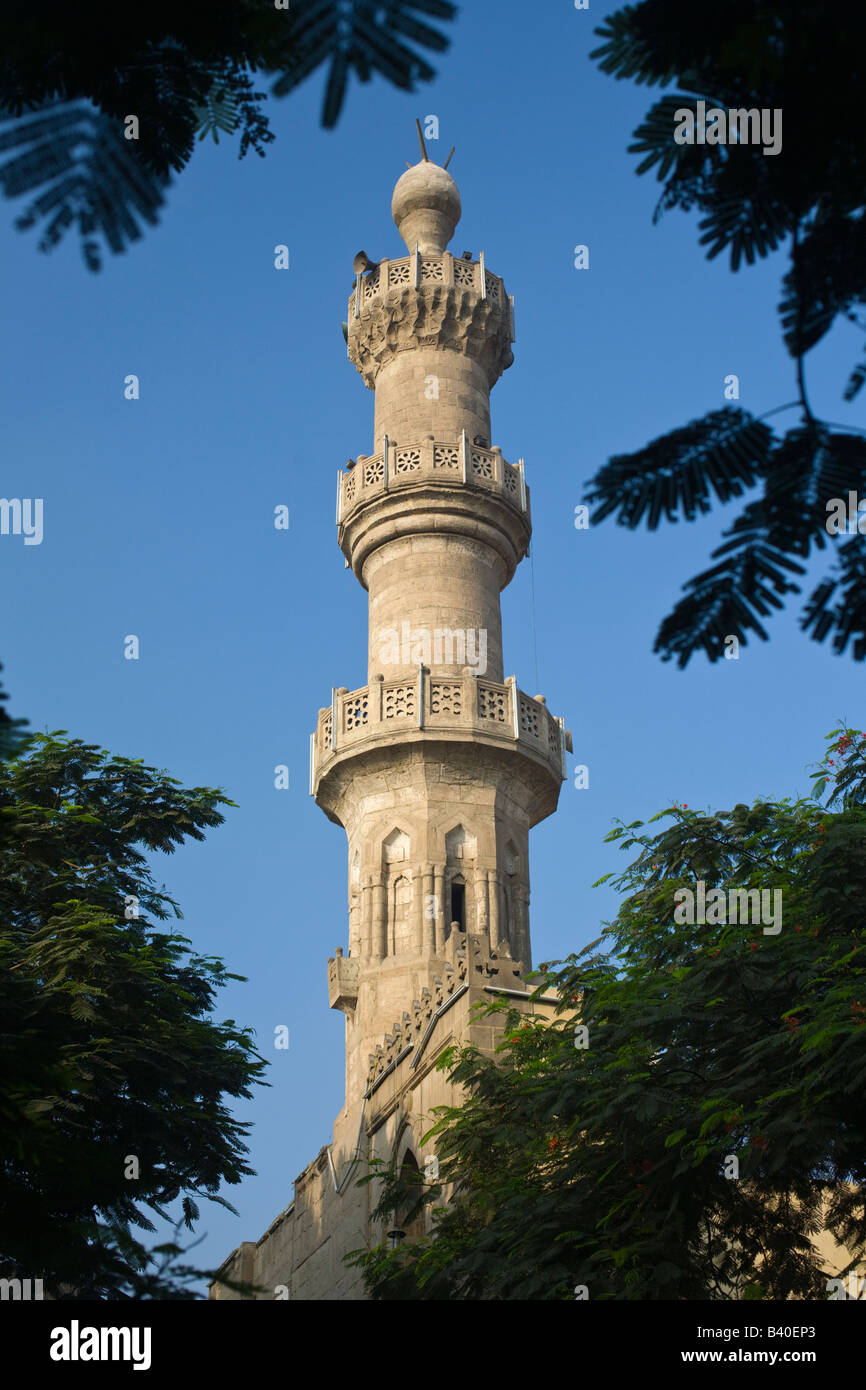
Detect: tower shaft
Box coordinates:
(212, 153, 570, 1302)
(312, 159, 566, 1113)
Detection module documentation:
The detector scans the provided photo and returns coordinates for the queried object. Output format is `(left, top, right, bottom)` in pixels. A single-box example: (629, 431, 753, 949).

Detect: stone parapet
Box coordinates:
(347, 253, 514, 389)
(337, 435, 528, 529)
(364, 928, 561, 1120)
(311, 674, 569, 793)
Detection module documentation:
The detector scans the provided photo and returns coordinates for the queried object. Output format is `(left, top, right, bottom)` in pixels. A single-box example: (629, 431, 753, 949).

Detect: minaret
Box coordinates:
(213, 146, 860, 1303)
(312, 147, 568, 1122)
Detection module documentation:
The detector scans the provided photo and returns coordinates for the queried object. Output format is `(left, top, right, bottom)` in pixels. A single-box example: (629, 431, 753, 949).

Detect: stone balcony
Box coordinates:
(327, 949, 359, 1015)
(310, 672, 569, 792)
(346, 251, 514, 390)
(336, 435, 529, 530)
(348, 251, 511, 323)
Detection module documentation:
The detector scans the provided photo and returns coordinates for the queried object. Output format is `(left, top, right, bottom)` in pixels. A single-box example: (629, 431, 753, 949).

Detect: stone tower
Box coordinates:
(212, 151, 569, 1301)
(318, 153, 567, 1116)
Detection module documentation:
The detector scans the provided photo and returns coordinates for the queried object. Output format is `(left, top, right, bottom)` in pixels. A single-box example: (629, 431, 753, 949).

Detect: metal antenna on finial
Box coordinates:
(443, 146, 455, 170)
(415, 117, 429, 162)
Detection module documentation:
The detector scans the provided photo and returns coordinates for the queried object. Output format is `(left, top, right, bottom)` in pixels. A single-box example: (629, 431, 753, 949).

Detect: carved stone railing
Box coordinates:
(310, 673, 568, 790)
(362, 930, 558, 1096)
(346, 252, 515, 388)
(337, 436, 527, 527)
(348, 252, 511, 323)
(366, 936, 472, 1092)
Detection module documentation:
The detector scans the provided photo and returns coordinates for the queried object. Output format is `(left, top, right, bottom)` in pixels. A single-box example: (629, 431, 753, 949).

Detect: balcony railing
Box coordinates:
(309, 673, 567, 791)
(348, 251, 512, 329)
(336, 435, 527, 527)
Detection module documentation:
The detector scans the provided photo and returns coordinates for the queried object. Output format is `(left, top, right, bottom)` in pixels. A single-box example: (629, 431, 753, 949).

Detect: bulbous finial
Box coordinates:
(392, 160, 462, 255)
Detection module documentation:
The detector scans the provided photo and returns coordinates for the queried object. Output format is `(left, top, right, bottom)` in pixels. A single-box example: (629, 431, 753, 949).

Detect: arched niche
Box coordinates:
(382, 827, 410, 864)
(392, 1128, 426, 1241)
(391, 873, 413, 956)
(445, 826, 476, 933)
(447, 872, 466, 932)
(503, 839, 522, 950)
(445, 824, 477, 862)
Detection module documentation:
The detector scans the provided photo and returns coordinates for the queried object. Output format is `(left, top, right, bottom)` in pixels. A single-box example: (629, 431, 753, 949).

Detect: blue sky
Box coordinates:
(1, 0, 862, 1288)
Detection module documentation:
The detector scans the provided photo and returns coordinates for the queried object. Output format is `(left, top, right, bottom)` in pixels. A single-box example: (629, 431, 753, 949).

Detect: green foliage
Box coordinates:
(586, 1, 866, 663)
(809, 725, 866, 808)
(0, 730, 267, 1298)
(0, 0, 456, 268)
(350, 735, 866, 1299)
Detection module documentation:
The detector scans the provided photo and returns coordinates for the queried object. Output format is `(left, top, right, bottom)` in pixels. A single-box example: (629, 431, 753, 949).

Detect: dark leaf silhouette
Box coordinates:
(269, 0, 455, 129)
(0, 101, 169, 270)
(586, 0, 866, 661)
(585, 408, 773, 530)
(802, 535, 866, 659)
(0, 1, 456, 266)
(652, 430, 866, 664)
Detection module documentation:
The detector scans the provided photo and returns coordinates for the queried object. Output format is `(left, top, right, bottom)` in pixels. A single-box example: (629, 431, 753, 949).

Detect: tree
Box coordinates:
(350, 727, 866, 1299)
(0, 729, 267, 1298)
(582, 1, 866, 664)
(0, 0, 456, 270)
(0, 667, 28, 764)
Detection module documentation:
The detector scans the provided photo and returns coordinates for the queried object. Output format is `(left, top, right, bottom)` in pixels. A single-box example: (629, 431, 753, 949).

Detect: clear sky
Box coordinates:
(1, 0, 862, 1289)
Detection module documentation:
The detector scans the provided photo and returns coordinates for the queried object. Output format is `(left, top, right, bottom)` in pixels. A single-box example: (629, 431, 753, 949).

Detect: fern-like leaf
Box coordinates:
(585, 408, 773, 530)
(801, 535, 866, 659)
(652, 430, 866, 664)
(181, 1195, 201, 1230)
(0, 100, 169, 271)
(778, 213, 866, 358)
(654, 540, 804, 667)
(712, 427, 866, 562)
(590, 9, 681, 87)
(268, 0, 455, 129)
(193, 84, 240, 145)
